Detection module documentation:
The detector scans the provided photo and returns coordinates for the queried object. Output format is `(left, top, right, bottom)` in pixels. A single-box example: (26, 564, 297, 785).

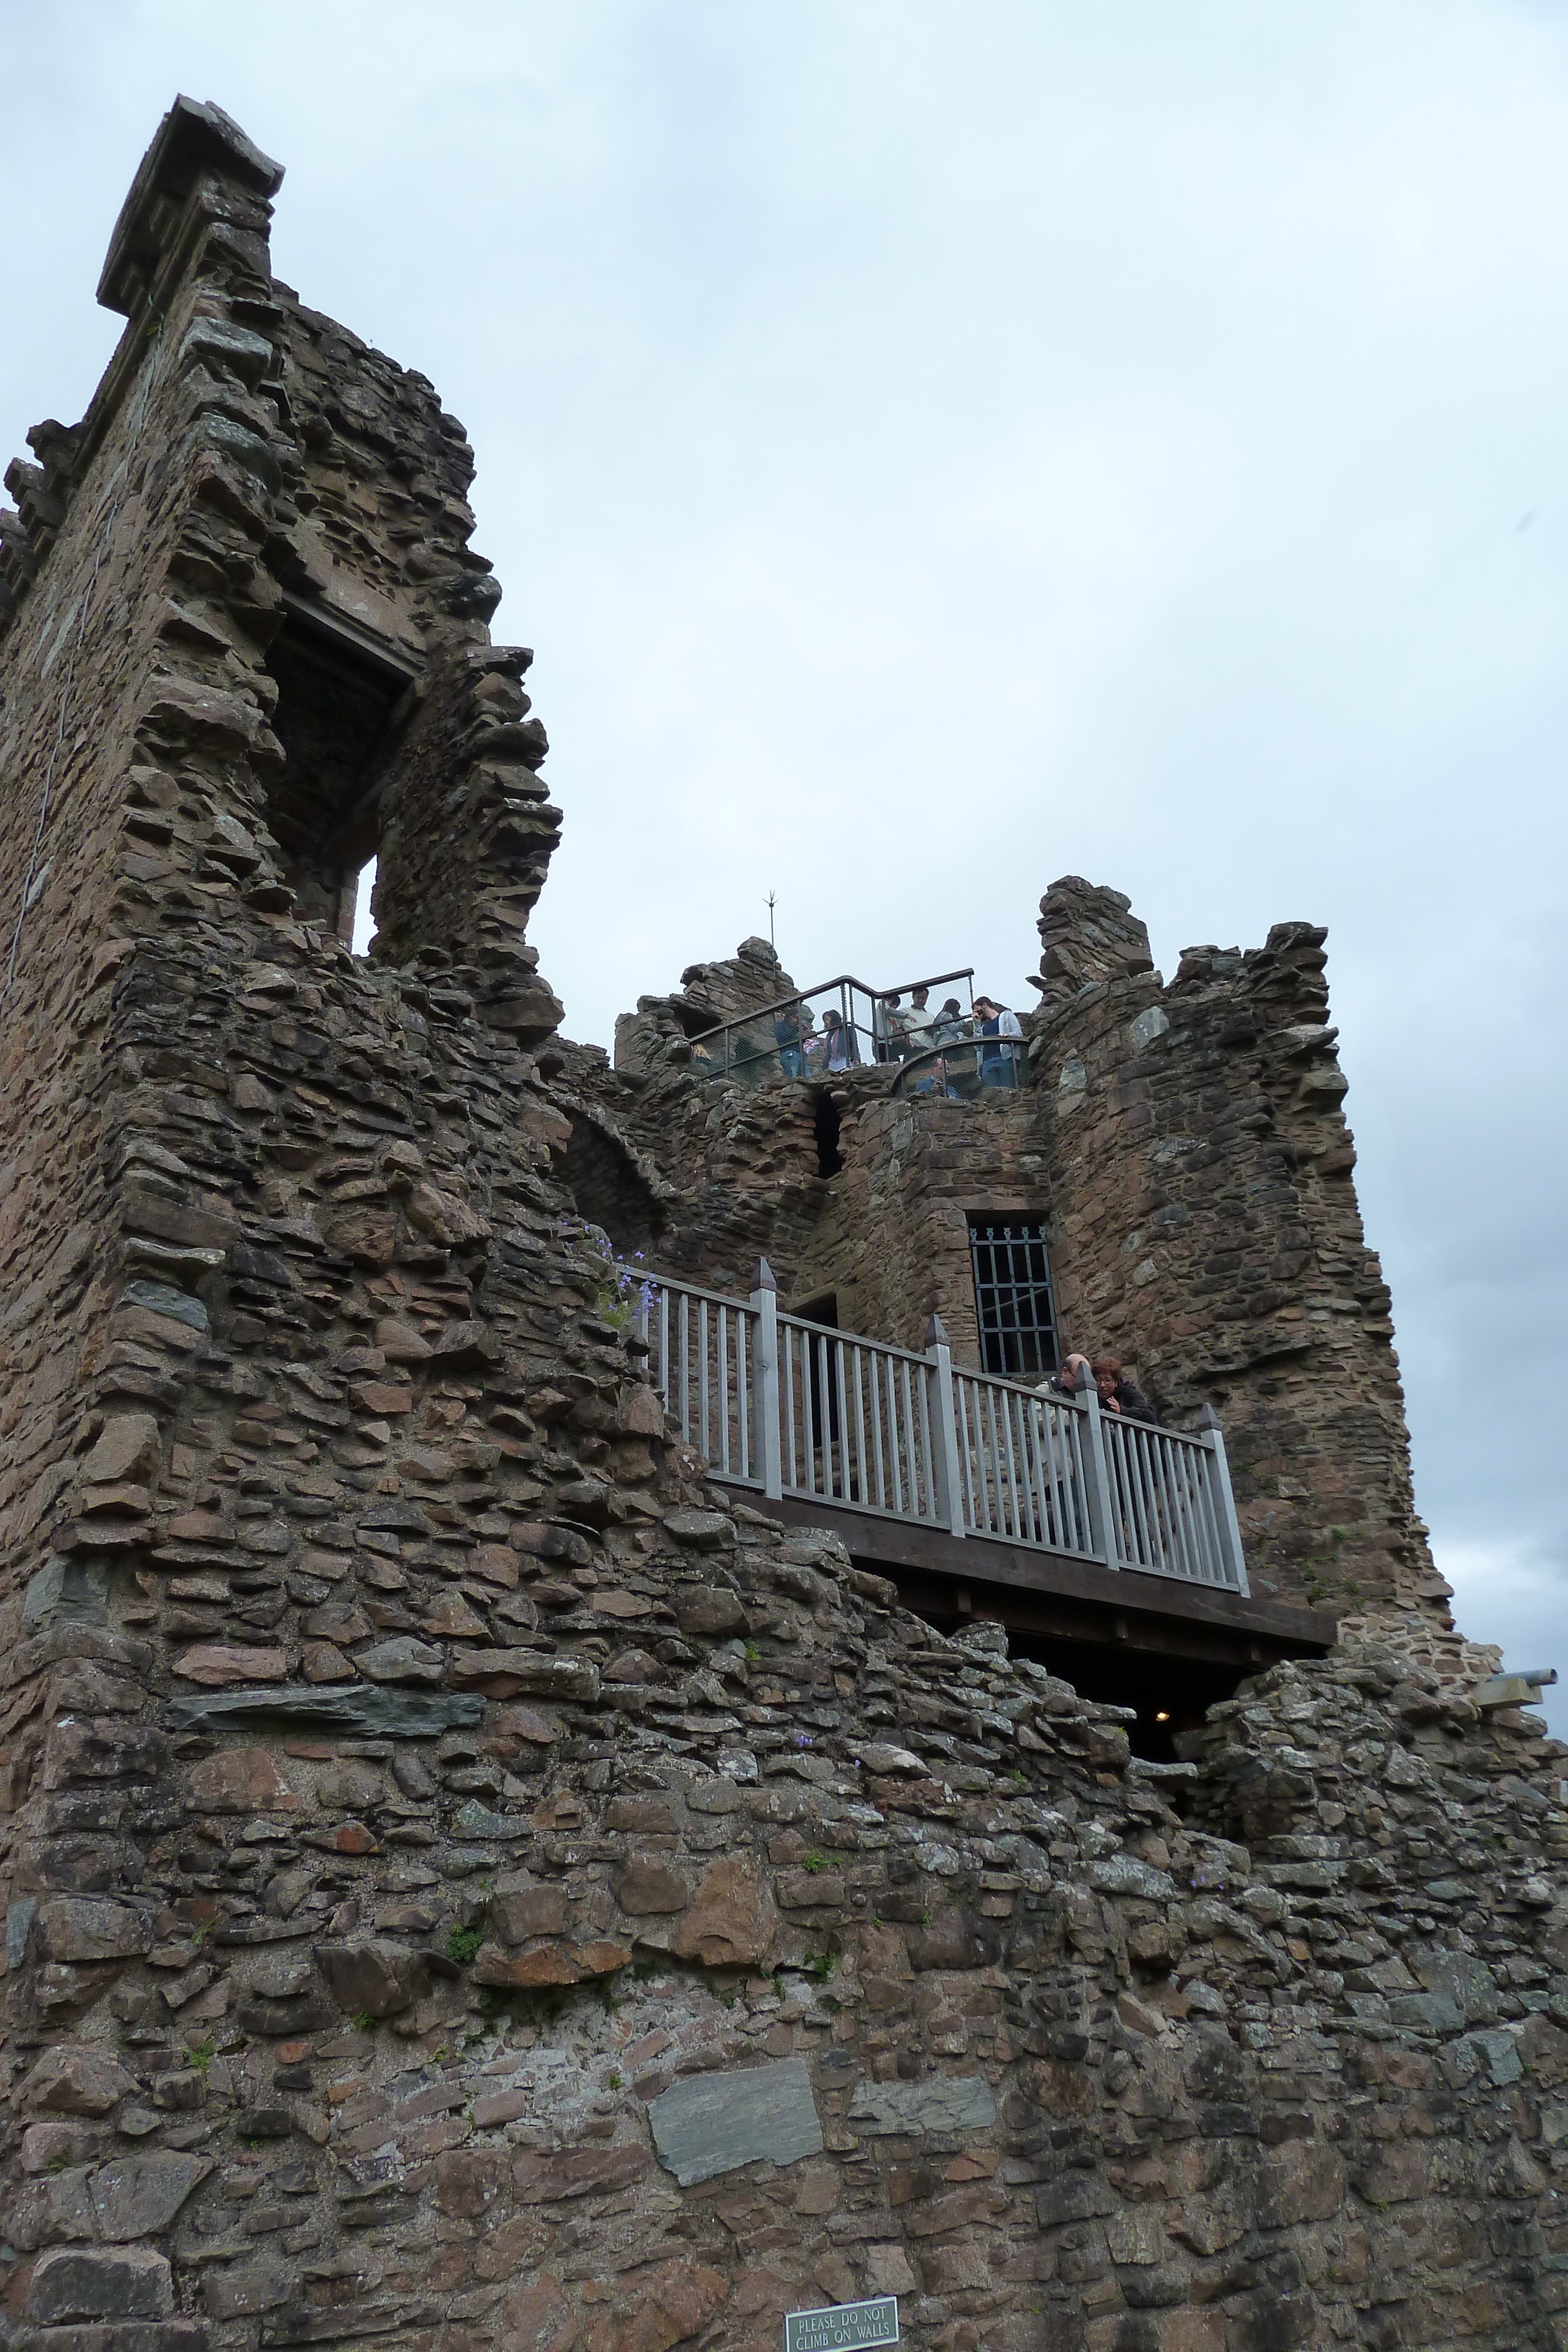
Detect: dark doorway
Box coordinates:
(813, 1090, 843, 1178)
(1004, 1629, 1239, 1762)
(263, 598, 414, 937)
(861, 1561, 1252, 1761)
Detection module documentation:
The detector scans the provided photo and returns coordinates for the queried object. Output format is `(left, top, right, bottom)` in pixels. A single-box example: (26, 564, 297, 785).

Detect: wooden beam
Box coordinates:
(760, 1492, 1335, 1667)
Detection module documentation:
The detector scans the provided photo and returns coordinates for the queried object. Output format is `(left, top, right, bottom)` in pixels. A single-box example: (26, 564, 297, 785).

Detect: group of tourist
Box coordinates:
(888, 987, 1024, 1094)
(773, 985, 1024, 1090)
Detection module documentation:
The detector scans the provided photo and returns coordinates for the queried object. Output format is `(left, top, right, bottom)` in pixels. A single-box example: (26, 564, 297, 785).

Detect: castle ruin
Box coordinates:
(1, 97, 1565, 2352)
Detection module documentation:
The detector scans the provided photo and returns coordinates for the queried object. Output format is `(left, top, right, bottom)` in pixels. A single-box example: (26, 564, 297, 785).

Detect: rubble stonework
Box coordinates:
(0, 95, 1564, 2352)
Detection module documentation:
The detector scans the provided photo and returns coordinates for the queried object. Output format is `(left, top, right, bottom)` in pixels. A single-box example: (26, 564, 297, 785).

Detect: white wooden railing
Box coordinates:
(640, 1278, 760, 1486)
(636, 1261, 1249, 1595)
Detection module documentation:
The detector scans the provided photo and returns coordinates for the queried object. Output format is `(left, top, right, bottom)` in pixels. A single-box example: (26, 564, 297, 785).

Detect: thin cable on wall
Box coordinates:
(1, 323, 165, 1017)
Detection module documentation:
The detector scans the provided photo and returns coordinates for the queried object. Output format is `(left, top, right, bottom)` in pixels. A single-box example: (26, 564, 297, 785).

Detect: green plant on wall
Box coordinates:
(560, 1220, 657, 1333)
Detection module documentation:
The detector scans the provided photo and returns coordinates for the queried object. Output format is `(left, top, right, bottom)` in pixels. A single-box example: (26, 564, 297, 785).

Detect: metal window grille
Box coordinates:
(968, 1218, 1058, 1379)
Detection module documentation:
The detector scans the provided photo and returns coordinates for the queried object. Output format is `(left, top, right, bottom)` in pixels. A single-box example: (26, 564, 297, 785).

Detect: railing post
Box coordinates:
(1199, 1404, 1250, 1596)
(634, 1278, 666, 1408)
(750, 1259, 783, 1501)
(1075, 1361, 1120, 1570)
(924, 1315, 966, 1538)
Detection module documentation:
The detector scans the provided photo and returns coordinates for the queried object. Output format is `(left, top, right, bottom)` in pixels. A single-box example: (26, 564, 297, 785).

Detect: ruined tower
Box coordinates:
(2, 99, 1566, 2352)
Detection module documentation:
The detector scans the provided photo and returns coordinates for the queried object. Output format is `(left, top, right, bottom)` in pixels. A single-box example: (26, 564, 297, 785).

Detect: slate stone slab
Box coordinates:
(1460, 2029, 1523, 2086)
(453, 1800, 531, 1840)
(28, 2244, 173, 2323)
(847, 2076, 997, 2137)
(91, 2150, 213, 2239)
(165, 1685, 482, 1738)
(1411, 1945, 1500, 2026)
(1088, 1856, 1176, 1902)
(648, 2054, 823, 2186)
(1387, 1990, 1463, 2034)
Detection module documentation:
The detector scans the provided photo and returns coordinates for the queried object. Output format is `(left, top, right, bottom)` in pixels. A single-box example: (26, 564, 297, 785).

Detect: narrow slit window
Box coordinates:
(350, 855, 378, 956)
(968, 1218, 1058, 1379)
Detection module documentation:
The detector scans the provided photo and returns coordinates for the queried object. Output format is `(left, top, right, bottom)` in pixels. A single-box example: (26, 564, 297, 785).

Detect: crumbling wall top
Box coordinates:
(97, 96, 283, 317)
(1031, 871, 1156, 1014)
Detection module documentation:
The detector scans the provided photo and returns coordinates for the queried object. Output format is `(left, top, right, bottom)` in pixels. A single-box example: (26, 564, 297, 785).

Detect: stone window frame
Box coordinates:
(263, 586, 422, 944)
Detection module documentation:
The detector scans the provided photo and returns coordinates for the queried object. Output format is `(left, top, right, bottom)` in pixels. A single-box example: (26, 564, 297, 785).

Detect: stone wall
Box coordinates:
(1, 96, 1563, 2352)
(6, 1504, 1568, 2352)
(1028, 890, 1440, 1631)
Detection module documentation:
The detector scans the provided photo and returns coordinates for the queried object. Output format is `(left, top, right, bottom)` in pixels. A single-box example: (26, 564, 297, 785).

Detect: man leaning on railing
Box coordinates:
(872, 993, 905, 1063)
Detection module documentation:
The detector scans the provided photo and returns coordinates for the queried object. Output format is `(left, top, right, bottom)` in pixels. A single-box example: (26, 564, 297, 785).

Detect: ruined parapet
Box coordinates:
(1032, 908, 1440, 1629)
(614, 934, 792, 1074)
(0, 95, 570, 1639)
(556, 1031, 833, 1291)
(679, 933, 789, 1027)
(368, 642, 563, 1040)
(1029, 873, 1155, 1011)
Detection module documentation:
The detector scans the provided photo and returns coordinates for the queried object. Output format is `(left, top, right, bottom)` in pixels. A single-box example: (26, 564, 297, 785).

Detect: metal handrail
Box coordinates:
(635, 1262, 1249, 1594)
(684, 968, 976, 1053)
(778, 1310, 932, 1370)
(890, 1036, 1025, 1098)
(682, 970, 979, 1085)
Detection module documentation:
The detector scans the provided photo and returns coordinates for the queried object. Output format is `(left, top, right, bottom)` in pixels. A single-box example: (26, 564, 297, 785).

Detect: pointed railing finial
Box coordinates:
(751, 1257, 777, 1295)
(924, 1313, 949, 1348)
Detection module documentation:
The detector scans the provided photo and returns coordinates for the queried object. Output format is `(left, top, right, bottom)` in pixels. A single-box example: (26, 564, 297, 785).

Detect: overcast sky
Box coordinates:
(4, 1, 1563, 1726)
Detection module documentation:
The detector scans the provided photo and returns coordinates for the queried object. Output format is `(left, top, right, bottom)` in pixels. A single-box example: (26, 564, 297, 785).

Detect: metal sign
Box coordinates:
(784, 2300, 900, 2352)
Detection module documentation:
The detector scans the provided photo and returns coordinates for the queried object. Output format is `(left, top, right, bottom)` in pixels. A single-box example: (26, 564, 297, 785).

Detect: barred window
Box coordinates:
(968, 1218, 1058, 1379)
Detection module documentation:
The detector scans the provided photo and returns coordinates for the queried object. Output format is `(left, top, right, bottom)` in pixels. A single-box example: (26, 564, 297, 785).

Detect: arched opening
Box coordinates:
(560, 1115, 664, 1259)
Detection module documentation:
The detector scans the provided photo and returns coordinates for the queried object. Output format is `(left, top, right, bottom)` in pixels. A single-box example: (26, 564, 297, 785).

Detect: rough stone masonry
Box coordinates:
(0, 93, 1564, 2352)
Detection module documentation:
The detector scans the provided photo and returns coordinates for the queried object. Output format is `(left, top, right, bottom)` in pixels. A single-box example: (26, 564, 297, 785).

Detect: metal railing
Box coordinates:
(684, 969, 976, 1086)
(890, 1037, 1025, 1098)
(635, 1262, 1249, 1594)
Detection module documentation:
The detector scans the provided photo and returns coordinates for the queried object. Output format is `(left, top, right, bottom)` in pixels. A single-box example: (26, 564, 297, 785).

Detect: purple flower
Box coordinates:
(794, 1733, 813, 1749)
